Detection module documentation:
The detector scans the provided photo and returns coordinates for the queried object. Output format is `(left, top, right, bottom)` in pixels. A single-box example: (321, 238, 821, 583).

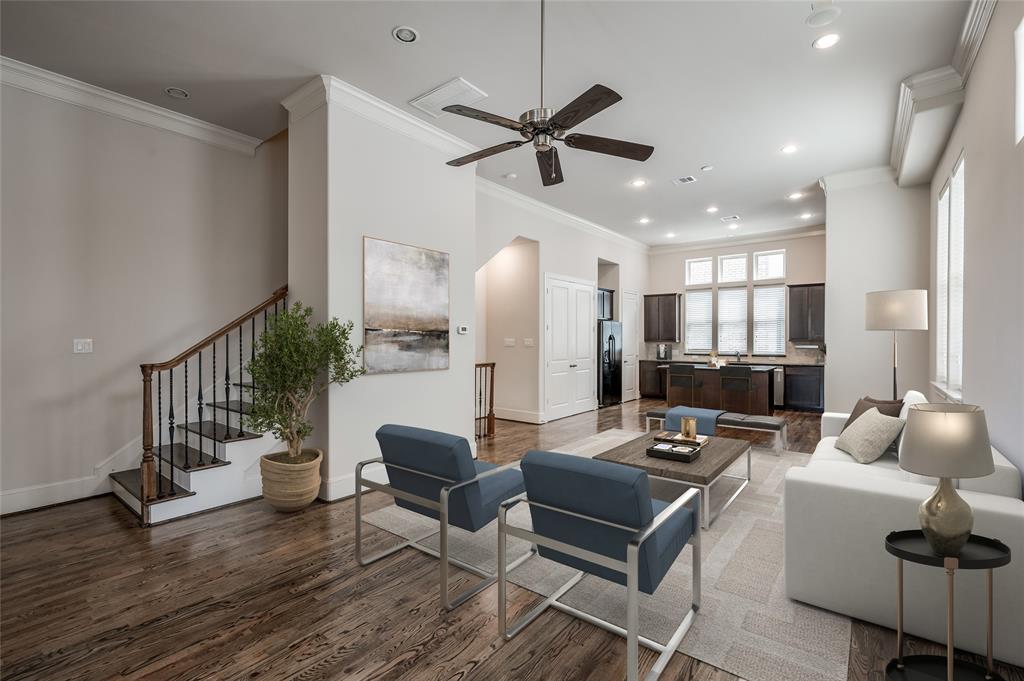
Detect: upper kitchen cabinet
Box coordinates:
(643, 293, 680, 342)
(597, 288, 614, 321)
(789, 283, 825, 343)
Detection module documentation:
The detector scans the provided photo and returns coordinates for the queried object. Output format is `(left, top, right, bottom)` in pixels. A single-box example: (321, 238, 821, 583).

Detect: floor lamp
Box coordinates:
(865, 289, 928, 400)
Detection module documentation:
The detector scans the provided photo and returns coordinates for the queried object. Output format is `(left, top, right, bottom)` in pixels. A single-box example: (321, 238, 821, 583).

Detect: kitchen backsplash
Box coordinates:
(643, 341, 825, 365)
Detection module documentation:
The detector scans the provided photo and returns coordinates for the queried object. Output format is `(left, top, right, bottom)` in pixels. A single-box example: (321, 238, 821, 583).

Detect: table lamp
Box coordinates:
(899, 404, 993, 556)
(865, 289, 928, 399)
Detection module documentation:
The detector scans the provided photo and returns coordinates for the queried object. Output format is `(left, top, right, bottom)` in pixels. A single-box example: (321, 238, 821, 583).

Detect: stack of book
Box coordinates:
(646, 431, 708, 463)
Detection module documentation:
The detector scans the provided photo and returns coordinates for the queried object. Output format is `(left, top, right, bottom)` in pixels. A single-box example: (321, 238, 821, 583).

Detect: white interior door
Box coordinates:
(545, 275, 596, 421)
(622, 290, 639, 401)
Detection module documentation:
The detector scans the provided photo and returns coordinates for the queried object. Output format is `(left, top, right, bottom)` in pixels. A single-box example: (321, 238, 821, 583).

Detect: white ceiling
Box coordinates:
(1, 1, 967, 245)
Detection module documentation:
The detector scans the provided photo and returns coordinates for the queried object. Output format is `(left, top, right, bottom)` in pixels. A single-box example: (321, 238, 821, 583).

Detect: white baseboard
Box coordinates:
(493, 407, 546, 424)
(0, 475, 113, 515)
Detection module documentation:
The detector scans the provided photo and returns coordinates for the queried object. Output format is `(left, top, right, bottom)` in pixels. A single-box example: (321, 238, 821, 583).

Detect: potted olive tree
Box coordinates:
(246, 303, 364, 511)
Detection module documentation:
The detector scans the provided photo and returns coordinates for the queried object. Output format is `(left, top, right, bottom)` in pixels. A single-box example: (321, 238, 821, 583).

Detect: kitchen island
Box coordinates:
(639, 361, 777, 415)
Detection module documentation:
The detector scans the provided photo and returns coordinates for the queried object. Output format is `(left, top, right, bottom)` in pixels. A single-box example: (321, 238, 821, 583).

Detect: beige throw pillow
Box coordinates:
(835, 408, 906, 464)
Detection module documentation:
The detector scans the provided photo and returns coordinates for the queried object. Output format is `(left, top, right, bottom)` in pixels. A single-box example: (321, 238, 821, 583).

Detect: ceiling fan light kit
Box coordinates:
(442, 0, 653, 185)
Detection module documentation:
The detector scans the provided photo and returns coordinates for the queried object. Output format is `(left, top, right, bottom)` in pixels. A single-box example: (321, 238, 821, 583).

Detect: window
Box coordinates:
(754, 249, 786, 280)
(1016, 18, 1023, 144)
(717, 287, 748, 354)
(685, 257, 712, 286)
(684, 290, 713, 353)
(753, 286, 786, 355)
(718, 253, 747, 283)
(936, 158, 965, 392)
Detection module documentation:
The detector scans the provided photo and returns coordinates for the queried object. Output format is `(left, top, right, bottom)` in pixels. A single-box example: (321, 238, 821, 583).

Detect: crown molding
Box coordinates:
(648, 227, 825, 255)
(952, 0, 997, 82)
(476, 177, 650, 253)
(282, 75, 476, 158)
(820, 166, 894, 194)
(889, 66, 965, 184)
(0, 57, 261, 156)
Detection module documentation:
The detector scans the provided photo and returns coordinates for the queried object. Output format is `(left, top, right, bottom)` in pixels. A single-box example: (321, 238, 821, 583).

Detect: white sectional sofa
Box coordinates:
(784, 397, 1024, 667)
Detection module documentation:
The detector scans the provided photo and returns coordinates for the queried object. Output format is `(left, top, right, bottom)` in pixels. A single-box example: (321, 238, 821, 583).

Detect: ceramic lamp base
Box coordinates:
(918, 477, 972, 556)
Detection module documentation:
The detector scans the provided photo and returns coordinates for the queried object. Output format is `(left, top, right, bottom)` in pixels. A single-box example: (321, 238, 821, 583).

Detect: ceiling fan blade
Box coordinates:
(446, 141, 526, 167)
(442, 104, 526, 132)
(536, 147, 564, 186)
(563, 134, 654, 162)
(549, 84, 622, 131)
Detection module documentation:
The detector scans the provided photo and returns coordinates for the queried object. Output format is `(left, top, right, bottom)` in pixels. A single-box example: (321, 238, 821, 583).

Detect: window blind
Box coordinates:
(686, 258, 712, 286)
(754, 250, 786, 280)
(718, 254, 747, 283)
(948, 159, 965, 391)
(685, 290, 713, 352)
(935, 188, 949, 384)
(718, 287, 748, 354)
(753, 286, 786, 355)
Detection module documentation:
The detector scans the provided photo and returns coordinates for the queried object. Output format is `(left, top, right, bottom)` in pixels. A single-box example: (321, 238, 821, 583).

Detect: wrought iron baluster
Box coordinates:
(238, 323, 244, 437)
(167, 368, 176, 496)
(157, 371, 164, 498)
(183, 358, 191, 471)
(250, 316, 256, 413)
(224, 332, 231, 443)
(211, 341, 219, 464)
(264, 308, 268, 335)
(196, 350, 204, 467)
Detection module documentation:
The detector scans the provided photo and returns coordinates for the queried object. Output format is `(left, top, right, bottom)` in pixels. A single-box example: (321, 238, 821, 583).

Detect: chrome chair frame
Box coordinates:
(355, 456, 535, 611)
(497, 487, 702, 681)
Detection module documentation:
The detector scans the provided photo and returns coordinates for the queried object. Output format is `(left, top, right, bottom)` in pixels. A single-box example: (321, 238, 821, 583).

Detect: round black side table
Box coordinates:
(884, 530, 1011, 681)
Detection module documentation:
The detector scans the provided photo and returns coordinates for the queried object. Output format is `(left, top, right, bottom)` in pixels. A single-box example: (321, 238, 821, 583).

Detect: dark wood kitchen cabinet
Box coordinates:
(643, 294, 680, 342)
(639, 360, 667, 398)
(789, 283, 825, 343)
(784, 365, 825, 411)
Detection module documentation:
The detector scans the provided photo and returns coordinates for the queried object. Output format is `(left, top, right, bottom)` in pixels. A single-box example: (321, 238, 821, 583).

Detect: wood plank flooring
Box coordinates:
(2, 399, 1021, 681)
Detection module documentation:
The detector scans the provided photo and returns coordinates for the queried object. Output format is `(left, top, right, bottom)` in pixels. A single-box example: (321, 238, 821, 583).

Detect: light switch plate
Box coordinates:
(503, 338, 516, 347)
(73, 338, 94, 354)
(523, 338, 535, 348)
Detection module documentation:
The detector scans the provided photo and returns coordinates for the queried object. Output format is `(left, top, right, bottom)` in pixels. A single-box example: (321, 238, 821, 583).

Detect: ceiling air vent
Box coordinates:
(720, 214, 741, 222)
(409, 77, 488, 118)
(671, 176, 697, 186)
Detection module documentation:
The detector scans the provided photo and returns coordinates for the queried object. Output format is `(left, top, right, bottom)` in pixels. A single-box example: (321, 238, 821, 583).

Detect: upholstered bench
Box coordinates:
(645, 408, 789, 452)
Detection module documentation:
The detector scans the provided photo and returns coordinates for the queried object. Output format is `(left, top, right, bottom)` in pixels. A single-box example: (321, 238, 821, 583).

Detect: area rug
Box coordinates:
(363, 429, 850, 681)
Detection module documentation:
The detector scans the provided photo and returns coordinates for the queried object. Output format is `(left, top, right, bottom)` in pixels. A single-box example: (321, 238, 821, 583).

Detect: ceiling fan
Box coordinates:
(442, 0, 654, 186)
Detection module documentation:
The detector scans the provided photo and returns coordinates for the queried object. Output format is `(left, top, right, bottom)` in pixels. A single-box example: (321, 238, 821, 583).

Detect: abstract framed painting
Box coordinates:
(363, 236, 450, 374)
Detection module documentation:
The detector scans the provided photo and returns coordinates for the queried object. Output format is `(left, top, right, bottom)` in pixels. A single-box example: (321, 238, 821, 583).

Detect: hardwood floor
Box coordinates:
(1, 401, 1021, 681)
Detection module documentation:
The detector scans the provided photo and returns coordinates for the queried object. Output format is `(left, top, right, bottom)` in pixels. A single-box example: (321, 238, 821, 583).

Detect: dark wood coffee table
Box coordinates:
(595, 432, 751, 528)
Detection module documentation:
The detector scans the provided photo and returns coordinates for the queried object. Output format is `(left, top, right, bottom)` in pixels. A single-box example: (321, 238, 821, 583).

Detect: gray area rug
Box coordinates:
(364, 429, 850, 681)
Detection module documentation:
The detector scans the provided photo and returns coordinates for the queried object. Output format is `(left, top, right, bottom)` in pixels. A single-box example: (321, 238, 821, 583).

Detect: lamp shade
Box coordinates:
(899, 404, 993, 479)
(865, 289, 928, 330)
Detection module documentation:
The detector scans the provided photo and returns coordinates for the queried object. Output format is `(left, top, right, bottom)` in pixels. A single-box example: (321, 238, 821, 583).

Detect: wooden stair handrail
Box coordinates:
(141, 285, 288, 372)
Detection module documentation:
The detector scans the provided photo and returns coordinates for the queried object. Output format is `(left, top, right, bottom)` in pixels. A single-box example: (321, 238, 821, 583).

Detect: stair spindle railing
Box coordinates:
(474, 362, 496, 440)
(138, 285, 287, 502)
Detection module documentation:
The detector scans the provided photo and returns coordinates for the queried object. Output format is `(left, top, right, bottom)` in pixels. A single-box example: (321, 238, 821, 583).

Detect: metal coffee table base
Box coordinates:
(652, 446, 751, 529)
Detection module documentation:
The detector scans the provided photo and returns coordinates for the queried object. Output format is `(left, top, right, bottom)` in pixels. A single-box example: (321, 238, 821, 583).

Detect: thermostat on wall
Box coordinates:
(456, 324, 469, 335)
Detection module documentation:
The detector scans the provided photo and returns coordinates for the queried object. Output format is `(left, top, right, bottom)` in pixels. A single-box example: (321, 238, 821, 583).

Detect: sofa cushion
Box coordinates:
(835, 408, 906, 463)
(843, 396, 904, 431)
(961, 448, 1024, 498)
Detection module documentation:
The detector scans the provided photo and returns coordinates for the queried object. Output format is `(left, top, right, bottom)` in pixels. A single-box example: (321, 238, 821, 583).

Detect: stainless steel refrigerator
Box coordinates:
(598, 320, 623, 407)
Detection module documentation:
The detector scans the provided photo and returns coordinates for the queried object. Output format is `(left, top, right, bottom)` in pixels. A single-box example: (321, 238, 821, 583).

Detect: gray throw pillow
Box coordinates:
(843, 396, 904, 431)
(835, 408, 905, 464)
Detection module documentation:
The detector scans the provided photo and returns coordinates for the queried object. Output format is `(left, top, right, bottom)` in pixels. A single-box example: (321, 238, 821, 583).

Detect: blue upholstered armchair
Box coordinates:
(498, 450, 701, 681)
(355, 424, 533, 610)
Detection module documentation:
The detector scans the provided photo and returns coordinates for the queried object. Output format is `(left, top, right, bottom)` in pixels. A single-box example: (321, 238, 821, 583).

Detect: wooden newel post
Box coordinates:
(487, 364, 496, 437)
(140, 366, 157, 502)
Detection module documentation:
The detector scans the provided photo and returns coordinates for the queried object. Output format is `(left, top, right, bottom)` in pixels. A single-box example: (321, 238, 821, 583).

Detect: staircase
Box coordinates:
(110, 286, 288, 525)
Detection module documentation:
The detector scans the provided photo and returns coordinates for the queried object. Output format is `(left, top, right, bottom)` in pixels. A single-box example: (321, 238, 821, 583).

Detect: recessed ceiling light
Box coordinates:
(800, 213, 814, 219)
(700, 164, 714, 172)
(392, 26, 420, 43)
(788, 192, 804, 200)
(629, 178, 647, 188)
(164, 86, 190, 100)
(728, 223, 740, 230)
(638, 217, 651, 224)
(503, 172, 518, 180)
(705, 206, 719, 214)
(812, 33, 840, 50)
(780, 144, 798, 154)
(665, 232, 676, 238)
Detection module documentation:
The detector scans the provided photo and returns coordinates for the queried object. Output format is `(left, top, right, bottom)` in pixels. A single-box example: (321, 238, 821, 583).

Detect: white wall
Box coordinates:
(930, 1, 1024, 472)
(1, 84, 288, 512)
(285, 77, 477, 500)
(476, 179, 649, 422)
(480, 238, 541, 420)
(822, 168, 930, 411)
(647, 232, 826, 362)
